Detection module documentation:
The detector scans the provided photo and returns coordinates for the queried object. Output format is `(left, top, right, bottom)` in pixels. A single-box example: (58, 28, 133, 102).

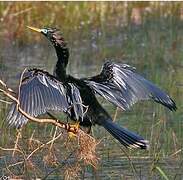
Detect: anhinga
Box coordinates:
(6, 26, 177, 149)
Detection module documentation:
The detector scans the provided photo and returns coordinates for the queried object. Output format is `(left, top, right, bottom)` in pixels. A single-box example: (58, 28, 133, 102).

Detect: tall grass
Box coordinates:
(0, 2, 182, 179)
(0, 2, 182, 41)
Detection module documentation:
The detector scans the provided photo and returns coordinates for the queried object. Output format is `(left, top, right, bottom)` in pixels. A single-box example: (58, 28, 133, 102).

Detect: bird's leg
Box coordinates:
(46, 112, 79, 138)
(47, 111, 80, 138)
(65, 121, 80, 138)
(86, 126, 92, 134)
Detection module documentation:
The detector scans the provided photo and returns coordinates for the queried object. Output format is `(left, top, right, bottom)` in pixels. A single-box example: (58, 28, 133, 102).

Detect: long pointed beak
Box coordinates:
(27, 26, 42, 33)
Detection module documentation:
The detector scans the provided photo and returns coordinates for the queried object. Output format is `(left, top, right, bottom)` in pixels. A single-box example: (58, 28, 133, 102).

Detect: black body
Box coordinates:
(6, 27, 177, 149)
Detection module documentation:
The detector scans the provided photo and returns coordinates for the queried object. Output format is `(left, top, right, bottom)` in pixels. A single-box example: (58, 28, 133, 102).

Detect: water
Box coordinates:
(0, 3, 183, 179)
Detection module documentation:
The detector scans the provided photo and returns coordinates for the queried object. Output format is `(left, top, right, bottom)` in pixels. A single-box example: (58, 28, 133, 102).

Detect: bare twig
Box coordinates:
(0, 85, 68, 130)
(0, 146, 27, 173)
(113, 107, 118, 122)
(0, 80, 79, 135)
(42, 150, 77, 180)
(0, 79, 14, 93)
(0, 71, 100, 178)
(49, 126, 58, 152)
(0, 146, 24, 156)
(12, 129, 22, 157)
(170, 149, 182, 157)
(0, 99, 12, 104)
(10, 69, 26, 158)
(26, 132, 63, 160)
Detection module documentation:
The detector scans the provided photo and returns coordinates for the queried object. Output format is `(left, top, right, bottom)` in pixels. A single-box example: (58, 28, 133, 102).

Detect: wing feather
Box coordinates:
(6, 69, 84, 128)
(85, 61, 176, 111)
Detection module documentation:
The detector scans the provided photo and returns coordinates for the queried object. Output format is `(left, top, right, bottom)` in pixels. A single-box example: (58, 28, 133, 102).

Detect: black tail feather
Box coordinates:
(101, 119, 149, 149)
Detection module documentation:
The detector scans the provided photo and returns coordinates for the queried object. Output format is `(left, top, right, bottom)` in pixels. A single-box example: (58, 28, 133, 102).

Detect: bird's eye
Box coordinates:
(41, 29, 48, 34)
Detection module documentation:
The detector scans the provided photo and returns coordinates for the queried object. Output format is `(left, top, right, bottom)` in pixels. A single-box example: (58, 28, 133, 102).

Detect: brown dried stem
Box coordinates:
(77, 129, 100, 168)
(12, 129, 22, 157)
(0, 70, 100, 173)
(0, 84, 68, 130)
(0, 71, 67, 130)
(0, 69, 100, 180)
(26, 131, 63, 160)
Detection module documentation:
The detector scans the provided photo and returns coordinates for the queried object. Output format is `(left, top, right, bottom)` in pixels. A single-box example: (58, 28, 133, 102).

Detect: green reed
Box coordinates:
(0, 2, 182, 179)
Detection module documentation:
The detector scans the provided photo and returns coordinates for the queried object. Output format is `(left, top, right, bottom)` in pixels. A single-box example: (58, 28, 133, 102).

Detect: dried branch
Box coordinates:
(0, 146, 24, 156)
(0, 69, 96, 139)
(0, 84, 68, 130)
(49, 126, 58, 152)
(1, 71, 61, 127)
(12, 129, 22, 157)
(42, 150, 77, 180)
(0, 99, 12, 104)
(0, 70, 101, 178)
(113, 107, 118, 122)
(0, 69, 102, 180)
(26, 131, 63, 160)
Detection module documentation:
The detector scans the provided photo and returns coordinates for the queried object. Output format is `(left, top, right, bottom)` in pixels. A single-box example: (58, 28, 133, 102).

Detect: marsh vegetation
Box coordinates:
(0, 2, 182, 179)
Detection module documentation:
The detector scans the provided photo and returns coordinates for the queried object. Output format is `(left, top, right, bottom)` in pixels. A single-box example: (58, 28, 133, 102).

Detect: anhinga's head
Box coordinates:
(27, 26, 67, 48)
(27, 26, 69, 70)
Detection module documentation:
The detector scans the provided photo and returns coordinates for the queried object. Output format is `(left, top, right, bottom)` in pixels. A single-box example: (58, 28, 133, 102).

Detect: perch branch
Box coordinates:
(0, 72, 79, 134)
(0, 70, 100, 171)
(0, 82, 70, 131)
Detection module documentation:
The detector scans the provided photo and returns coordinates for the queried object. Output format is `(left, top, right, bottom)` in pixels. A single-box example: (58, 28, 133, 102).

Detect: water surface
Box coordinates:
(0, 2, 183, 179)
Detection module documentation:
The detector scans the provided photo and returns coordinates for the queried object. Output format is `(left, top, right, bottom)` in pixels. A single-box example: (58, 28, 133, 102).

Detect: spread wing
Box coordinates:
(84, 61, 176, 111)
(6, 69, 84, 128)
